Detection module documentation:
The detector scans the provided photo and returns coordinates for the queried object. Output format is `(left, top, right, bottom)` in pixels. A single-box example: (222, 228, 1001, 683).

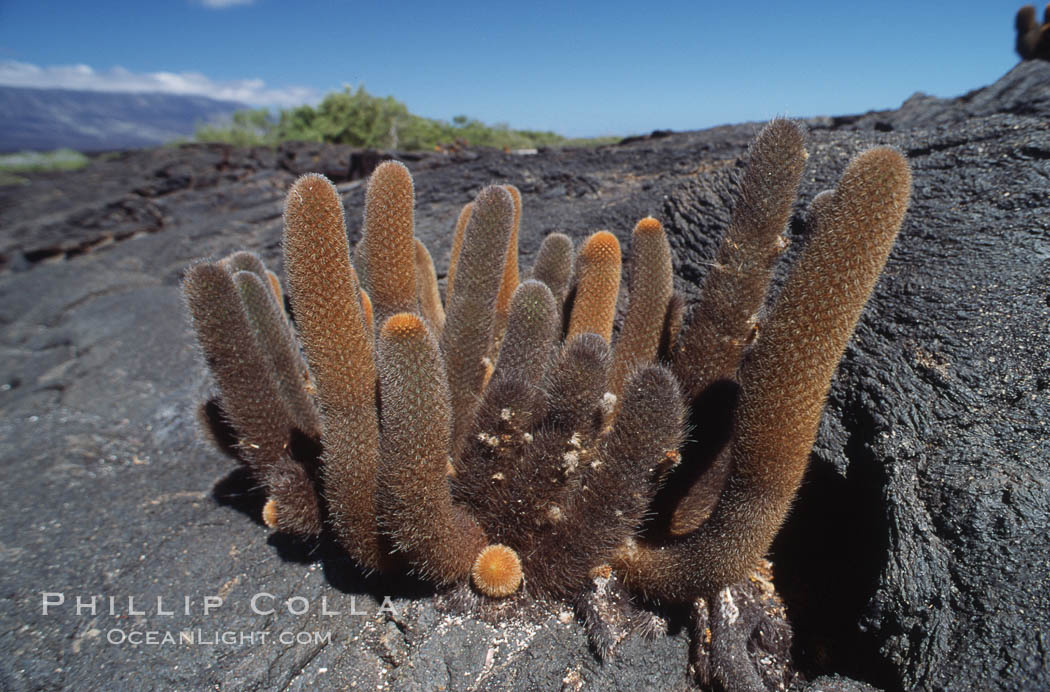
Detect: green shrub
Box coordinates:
(196, 86, 614, 151)
(0, 148, 89, 172)
(195, 108, 278, 146)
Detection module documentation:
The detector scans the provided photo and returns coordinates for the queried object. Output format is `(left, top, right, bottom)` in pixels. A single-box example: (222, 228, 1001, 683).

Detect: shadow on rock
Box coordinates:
(771, 443, 897, 690)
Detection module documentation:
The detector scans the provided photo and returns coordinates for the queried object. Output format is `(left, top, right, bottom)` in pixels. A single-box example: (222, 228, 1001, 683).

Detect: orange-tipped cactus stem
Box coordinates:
(445, 201, 473, 300)
(414, 238, 446, 336)
(440, 186, 515, 455)
(233, 270, 321, 439)
(264, 460, 324, 536)
(530, 232, 574, 307)
(492, 184, 522, 344)
(618, 147, 911, 602)
(472, 544, 523, 598)
(361, 161, 417, 325)
(376, 313, 487, 585)
(609, 217, 674, 402)
(262, 499, 279, 529)
(672, 118, 807, 400)
(283, 173, 386, 570)
(567, 231, 622, 344)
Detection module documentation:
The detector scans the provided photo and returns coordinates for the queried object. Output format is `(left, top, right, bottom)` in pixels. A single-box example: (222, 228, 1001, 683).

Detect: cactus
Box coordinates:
(1016, 5, 1050, 60)
(490, 280, 559, 389)
(184, 120, 911, 625)
(472, 544, 524, 597)
(376, 313, 487, 584)
(360, 160, 417, 326)
(233, 270, 319, 439)
(665, 119, 807, 535)
(445, 201, 473, 299)
(608, 217, 674, 403)
(671, 118, 806, 402)
(617, 145, 912, 602)
(493, 184, 522, 346)
(566, 231, 622, 344)
(440, 185, 516, 455)
(529, 231, 574, 305)
(414, 238, 446, 336)
(183, 261, 322, 536)
(282, 173, 385, 569)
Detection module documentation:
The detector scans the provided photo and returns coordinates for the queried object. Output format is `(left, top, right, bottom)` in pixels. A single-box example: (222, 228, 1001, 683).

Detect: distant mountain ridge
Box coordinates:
(0, 86, 247, 152)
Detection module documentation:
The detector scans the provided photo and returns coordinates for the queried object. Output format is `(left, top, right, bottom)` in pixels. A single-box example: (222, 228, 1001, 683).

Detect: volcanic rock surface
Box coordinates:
(0, 60, 1047, 690)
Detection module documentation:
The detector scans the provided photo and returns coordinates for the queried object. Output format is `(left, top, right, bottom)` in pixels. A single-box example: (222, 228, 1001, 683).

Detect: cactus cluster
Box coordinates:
(1016, 4, 1050, 60)
(184, 120, 911, 617)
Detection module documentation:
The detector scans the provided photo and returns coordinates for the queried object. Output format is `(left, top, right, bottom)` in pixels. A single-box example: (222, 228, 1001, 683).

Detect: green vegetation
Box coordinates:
(195, 109, 277, 147)
(0, 148, 90, 185)
(194, 86, 618, 150)
(0, 148, 89, 172)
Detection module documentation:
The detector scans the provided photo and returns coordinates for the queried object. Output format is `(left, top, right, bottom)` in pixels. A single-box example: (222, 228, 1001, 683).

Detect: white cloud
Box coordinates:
(0, 60, 315, 107)
(197, 0, 256, 8)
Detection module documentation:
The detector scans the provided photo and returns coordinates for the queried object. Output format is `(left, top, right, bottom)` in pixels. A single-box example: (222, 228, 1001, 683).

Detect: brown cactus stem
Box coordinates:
(361, 161, 418, 326)
(492, 184, 522, 347)
(609, 217, 674, 404)
(445, 201, 473, 300)
(491, 280, 559, 390)
(233, 270, 321, 439)
(414, 238, 446, 336)
(376, 313, 488, 585)
(618, 147, 911, 602)
(530, 231, 574, 308)
(183, 262, 290, 471)
(282, 173, 386, 570)
(440, 186, 515, 456)
(542, 332, 611, 436)
(667, 118, 807, 535)
(671, 118, 807, 401)
(183, 262, 322, 534)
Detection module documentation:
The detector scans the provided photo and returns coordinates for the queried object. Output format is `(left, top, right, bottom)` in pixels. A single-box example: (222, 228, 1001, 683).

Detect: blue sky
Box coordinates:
(0, 1, 1027, 137)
